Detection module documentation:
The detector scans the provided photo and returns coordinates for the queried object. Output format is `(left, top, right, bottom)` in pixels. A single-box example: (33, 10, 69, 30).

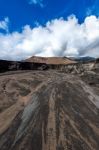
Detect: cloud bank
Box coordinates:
(0, 15, 99, 60)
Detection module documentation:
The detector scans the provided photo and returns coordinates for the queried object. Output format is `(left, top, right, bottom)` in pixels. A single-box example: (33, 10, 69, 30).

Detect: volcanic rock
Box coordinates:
(0, 57, 99, 150)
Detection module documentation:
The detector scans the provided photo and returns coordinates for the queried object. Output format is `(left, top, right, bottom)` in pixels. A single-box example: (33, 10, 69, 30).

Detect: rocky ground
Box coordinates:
(0, 59, 99, 150)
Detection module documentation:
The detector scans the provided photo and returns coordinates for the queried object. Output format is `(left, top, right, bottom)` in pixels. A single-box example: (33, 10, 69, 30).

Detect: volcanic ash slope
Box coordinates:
(0, 70, 99, 150)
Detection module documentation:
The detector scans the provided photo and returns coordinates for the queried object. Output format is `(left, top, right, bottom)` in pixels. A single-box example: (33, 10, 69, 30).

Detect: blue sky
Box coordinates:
(0, 0, 99, 60)
(0, 0, 99, 32)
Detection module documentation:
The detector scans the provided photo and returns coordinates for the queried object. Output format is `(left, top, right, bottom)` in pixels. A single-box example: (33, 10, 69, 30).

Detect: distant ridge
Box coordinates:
(25, 56, 76, 65)
(67, 56, 95, 62)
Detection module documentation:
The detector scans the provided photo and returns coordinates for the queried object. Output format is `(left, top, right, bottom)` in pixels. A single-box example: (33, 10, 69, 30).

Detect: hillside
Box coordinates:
(25, 56, 76, 64)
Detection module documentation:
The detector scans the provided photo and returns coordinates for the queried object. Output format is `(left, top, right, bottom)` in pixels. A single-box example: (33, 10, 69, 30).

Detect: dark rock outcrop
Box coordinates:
(0, 60, 49, 73)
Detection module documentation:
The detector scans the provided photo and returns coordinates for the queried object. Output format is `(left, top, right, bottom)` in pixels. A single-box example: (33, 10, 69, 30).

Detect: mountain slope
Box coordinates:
(0, 69, 99, 150)
(25, 56, 76, 64)
(68, 56, 95, 62)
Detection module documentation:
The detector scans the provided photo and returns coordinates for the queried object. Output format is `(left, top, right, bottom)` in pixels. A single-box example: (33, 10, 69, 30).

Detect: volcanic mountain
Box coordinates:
(0, 57, 99, 150)
(25, 56, 76, 64)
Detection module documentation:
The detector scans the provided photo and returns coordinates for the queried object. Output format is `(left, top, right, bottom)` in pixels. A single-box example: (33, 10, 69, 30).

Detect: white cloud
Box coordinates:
(0, 15, 99, 60)
(29, 0, 44, 7)
(0, 17, 9, 32)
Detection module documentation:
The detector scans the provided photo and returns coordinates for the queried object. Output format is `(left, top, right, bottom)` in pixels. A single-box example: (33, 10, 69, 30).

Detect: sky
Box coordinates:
(0, 0, 99, 60)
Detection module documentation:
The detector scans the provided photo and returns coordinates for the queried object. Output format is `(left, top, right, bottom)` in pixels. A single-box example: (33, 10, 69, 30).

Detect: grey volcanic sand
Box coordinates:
(0, 70, 99, 150)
